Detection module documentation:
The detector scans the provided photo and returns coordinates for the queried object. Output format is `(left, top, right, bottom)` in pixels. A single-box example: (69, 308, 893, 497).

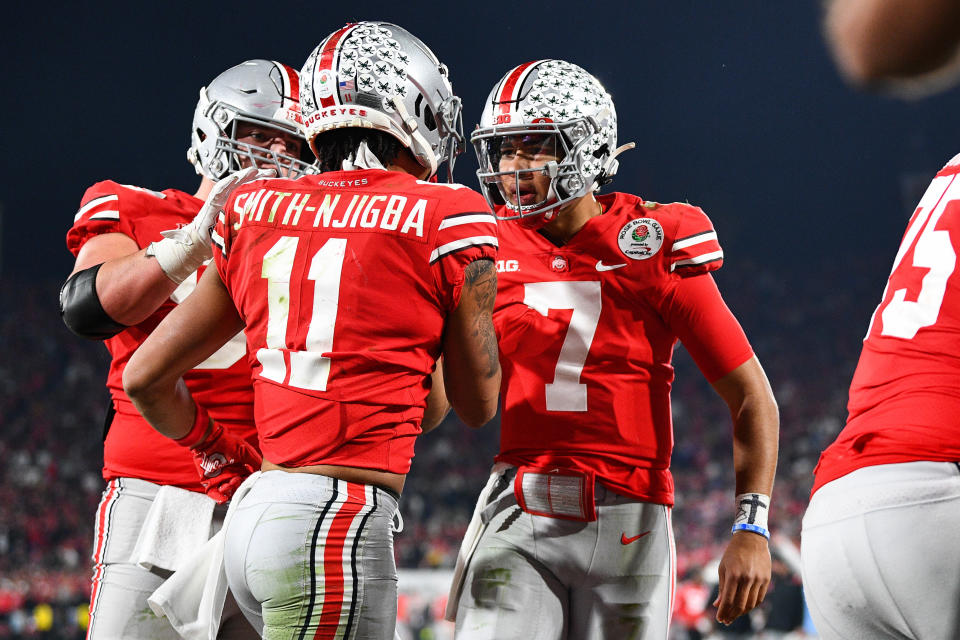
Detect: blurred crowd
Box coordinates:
(0, 248, 888, 638)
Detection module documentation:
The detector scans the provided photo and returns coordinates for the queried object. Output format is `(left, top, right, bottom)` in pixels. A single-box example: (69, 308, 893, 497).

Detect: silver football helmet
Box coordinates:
(472, 60, 633, 225)
(188, 59, 316, 180)
(300, 21, 464, 180)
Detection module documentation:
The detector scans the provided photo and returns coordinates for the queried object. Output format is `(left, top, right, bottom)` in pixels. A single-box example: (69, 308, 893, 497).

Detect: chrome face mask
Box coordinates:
(472, 123, 595, 223)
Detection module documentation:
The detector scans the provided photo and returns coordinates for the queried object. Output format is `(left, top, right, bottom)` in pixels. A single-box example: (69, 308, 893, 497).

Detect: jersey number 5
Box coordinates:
(872, 174, 959, 340)
(257, 236, 346, 391)
(523, 281, 602, 412)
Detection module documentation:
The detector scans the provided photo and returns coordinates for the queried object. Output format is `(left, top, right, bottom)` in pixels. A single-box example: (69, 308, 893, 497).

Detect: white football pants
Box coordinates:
(454, 466, 676, 640)
(801, 461, 960, 640)
(222, 470, 401, 640)
(87, 477, 256, 640)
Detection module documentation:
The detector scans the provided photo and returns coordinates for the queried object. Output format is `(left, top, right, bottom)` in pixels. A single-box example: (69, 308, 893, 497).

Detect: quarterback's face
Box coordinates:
(496, 134, 560, 208)
(236, 122, 304, 175)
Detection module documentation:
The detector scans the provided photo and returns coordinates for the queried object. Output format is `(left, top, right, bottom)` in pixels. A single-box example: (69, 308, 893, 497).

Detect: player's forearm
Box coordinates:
(95, 250, 183, 325)
(125, 375, 198, 440)
(711, 356, 779, 494)
(444, 259, 501, 428)
(730, 389, 779, 495)
(421, 360, 451, 433)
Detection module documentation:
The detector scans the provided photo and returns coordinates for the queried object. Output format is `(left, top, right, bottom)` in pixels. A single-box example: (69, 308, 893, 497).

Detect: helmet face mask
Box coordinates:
(472, 60, 621, 224)
(188, 60, 317, 181)
(300, 22, 464, 180)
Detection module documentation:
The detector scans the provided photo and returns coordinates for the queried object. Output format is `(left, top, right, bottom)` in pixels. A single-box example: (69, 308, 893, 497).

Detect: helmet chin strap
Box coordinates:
(390, 95, 438, 178)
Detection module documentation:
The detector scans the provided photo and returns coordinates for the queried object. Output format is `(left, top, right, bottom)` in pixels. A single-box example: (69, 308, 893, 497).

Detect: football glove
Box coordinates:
(148, 166, 274, 284)
(190, 422, 262, 504)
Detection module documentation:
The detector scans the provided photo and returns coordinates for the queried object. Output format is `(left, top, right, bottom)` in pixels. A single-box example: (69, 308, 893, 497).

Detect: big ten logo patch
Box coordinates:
(496, 259, 519, 273)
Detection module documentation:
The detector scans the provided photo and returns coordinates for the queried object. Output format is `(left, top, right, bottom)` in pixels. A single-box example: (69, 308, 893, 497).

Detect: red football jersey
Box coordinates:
(67, 181, 256, 490)
(213, 169, 498, 474)
(812, 154, 960, 494)
(493, 192, 754, 506)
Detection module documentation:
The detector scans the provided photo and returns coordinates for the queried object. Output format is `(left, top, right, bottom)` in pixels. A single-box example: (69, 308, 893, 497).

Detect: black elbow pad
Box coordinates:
(60, 264, 128, 340)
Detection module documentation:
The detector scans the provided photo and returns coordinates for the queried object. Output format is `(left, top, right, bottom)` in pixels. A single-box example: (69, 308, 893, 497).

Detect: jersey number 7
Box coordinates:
(523, 281, 602, 412)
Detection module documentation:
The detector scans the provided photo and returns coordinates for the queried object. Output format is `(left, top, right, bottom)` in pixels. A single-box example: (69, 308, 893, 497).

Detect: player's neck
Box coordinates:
(194, 178, 216, 201)
(386, 148, 431, 180)
(541, 194, 603, 244)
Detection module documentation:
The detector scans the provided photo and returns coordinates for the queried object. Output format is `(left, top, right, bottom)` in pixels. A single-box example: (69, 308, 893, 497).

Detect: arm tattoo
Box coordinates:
(464, 259, 499, 379)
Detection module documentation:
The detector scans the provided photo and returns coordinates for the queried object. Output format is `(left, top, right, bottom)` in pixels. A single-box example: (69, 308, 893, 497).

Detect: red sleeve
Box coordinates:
(212, 203, 232, 286)
(213, 184, 253, 292)
(430, 201, 499, 311)
(666, 205, 724, 278)
(66, 181, 134, 256)
(662, 273, 753, 382)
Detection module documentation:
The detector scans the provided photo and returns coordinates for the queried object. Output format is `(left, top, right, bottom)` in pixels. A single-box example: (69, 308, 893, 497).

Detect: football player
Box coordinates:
(448, 60, 780, 639)
(122, 22, 501, 640)
(60, 60, 313, 640)
(800, 153, 960, 638)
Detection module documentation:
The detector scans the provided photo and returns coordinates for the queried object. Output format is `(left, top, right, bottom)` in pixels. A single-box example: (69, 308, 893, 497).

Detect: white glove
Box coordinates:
(148, 167, 274, 284)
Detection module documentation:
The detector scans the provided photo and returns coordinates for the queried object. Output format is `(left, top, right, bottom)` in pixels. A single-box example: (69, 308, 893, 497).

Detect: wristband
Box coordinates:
(731, 523, 770, 539)
(175, 405, 212, 449)
(145, 227, 209, 285)
(733, 492, 770, 537)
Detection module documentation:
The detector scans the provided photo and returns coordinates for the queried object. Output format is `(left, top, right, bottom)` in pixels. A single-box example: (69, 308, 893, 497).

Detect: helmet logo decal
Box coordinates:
(618, 218, 664, 260)
(315, 69, 334, 99)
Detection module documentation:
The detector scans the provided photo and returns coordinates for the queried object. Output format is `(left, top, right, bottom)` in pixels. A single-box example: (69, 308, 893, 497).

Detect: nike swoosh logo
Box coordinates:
(620, 531, 652, 545)
(596, 260, 627, 271)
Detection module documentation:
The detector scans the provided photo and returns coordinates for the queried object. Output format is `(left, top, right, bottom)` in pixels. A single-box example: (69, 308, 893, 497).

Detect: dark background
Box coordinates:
(3, 1, 958, 282)
(1, 3, 957, 635)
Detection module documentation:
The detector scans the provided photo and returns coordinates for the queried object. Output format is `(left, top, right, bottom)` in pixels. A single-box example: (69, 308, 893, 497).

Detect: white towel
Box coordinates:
(132, 485, 216, 572)
(444, 463, 510, 622)
(341, 141, 386, 171)
(148, 472, 261, 640)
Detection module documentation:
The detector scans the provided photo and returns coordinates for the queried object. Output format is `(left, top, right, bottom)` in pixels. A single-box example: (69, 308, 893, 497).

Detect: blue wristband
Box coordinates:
(731, 523, 770, 539)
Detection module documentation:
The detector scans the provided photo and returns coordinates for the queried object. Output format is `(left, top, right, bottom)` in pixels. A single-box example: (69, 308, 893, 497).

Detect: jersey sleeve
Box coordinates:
(430, 192, 499, 311)
(212, 186, 248, 301)
(212, 206, 232, 283)
(661, 273, 754, 382)
(66, 181, 135, 256)
(666, 205, 724, 278)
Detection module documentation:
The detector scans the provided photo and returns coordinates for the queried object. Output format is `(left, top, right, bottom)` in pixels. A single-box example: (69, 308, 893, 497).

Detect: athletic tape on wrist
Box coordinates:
(145, 228, 208, 285)
(733, 492, 770, 537)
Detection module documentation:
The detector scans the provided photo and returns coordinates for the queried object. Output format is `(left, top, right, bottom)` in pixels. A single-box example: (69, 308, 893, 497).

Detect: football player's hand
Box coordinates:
(151, 167, 274, 284)
(191, 422, 262, 504)
(713, 531, 771, 625)
(165, 166, 275, 249)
